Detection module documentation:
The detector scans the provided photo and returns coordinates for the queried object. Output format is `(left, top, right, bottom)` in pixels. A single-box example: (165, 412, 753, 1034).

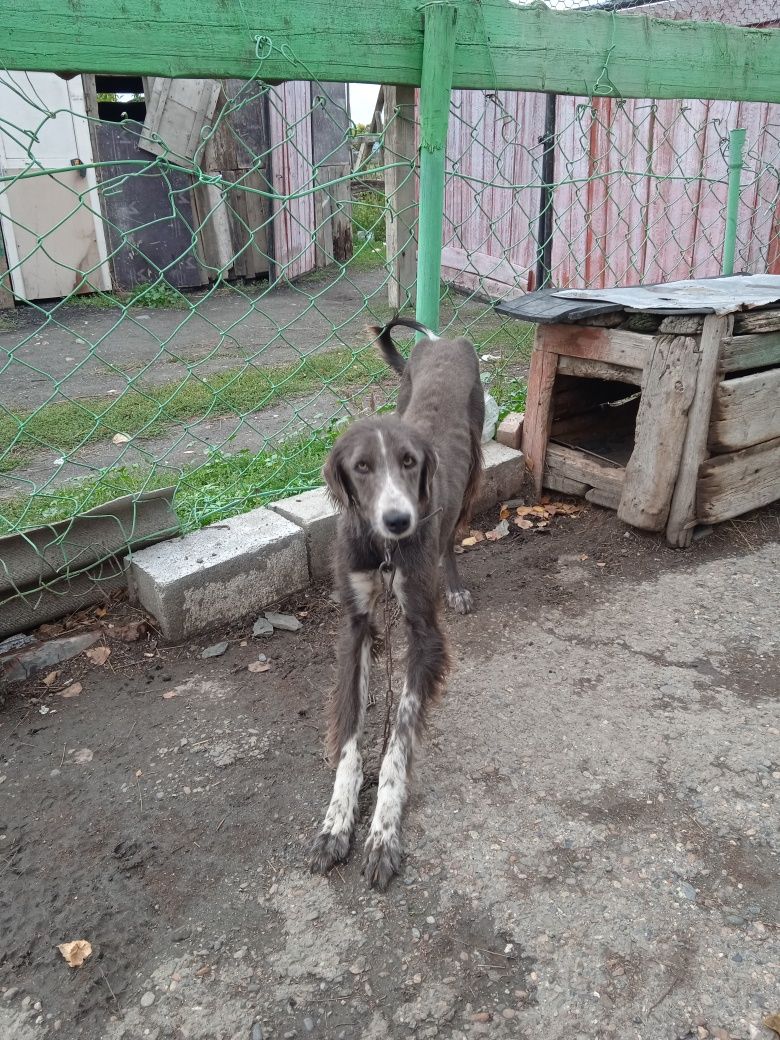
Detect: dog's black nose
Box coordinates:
(383, 510, 411, 535)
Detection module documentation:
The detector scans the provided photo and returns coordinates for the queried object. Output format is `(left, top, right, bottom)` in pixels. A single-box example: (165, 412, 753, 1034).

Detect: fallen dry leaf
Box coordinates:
(764, 1014, 780, 1038)
(59, 682, 83, 699)
(461, 536, 477, 547)
(499, 506, 511, 520)
(162, 690, 178, 700)
(513, 517, 533, 530)
(248, 661, 271, 673)
(84, 646, 111, 666)
(579, 554, 589, 561)
(113, 620, 149, 642)
(545, 502, 582, 516)
(596, 561, 606, 568)
(42, 670, 60, 687)
(514, 506, 540, 518)
(58, 940, 92, 968)
(112, 433, 130, 445)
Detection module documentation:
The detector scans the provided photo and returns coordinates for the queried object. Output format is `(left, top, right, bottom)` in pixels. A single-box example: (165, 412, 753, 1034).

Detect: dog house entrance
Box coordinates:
(545, 366, 642, 510)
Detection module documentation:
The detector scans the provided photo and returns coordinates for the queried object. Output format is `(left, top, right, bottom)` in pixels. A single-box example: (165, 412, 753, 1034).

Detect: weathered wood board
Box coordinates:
(720, 331, 780, 374)
(618, 335, 700, 531)
(556, 355, 643, 387)
(667, 314, 730, 547)
(521, 346, 558, 496)
(537, 325, 655, 371)
(709, 367, 780, 452)
(545, 443, 626, 496)
(697, 436, 780, 524)
(7, 2, 780, 102)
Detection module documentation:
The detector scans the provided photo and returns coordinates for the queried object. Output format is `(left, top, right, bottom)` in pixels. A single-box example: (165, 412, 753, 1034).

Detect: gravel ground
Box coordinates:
(1, 504, 778, 1040)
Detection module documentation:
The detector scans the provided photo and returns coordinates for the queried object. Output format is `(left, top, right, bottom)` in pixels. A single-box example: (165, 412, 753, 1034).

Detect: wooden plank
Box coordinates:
(659, 315, 704, 335)
(709, 366, 780, 452)
(556, 356, 643, 387)
(666, 314, 730, 547)
(385, 84, 417, 309)
(543, 471, 589, 498)
(720, 330, 780, 373)
(536, 324, 655, 370)
(585, 487, 622, 511)
(697, 436, 780, 524)
(618, 335, 701, 532)
(441, 245, 527, 301)
(5, 3, 780, 102)
(545, 442, 626, 495)
(521, 343, 558, 498)
(733, 308, 780, 334)
(0, 224, 14, 309)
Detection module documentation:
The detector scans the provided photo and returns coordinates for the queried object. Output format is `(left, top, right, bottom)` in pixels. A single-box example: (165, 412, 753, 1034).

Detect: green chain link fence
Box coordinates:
(1, 0, 779, 619)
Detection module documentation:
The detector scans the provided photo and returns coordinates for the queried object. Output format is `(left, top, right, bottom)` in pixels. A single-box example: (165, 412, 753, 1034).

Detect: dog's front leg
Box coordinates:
(363, 608, 449, 891)
(310, 573, 378, 874)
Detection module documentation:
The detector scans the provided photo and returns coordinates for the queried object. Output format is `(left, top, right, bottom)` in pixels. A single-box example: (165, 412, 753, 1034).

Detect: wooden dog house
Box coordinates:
(499, 275, 780, 546)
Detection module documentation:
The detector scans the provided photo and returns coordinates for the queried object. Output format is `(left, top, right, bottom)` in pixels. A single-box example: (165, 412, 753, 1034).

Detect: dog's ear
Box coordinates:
(419, 445, 439, 507)
(323, 441, 353, 507)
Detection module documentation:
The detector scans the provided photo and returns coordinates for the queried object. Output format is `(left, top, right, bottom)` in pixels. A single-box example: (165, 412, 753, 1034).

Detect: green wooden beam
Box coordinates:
(3, 0, 780, 103)
(416, 2, 457, 334)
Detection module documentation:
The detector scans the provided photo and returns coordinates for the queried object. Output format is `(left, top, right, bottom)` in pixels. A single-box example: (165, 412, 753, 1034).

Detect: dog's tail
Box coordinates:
(368, 317, 438, 375)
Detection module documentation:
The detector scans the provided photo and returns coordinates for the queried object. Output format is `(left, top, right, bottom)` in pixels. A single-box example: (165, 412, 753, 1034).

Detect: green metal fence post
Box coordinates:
(415, 1, 458, 333)
(723, 127, 746, 276)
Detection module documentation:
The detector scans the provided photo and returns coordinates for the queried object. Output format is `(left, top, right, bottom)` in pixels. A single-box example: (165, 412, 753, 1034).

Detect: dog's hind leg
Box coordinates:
(363, 600, 449, 890)
(310, 572, 379, 875)
(442, 546, 473, 615)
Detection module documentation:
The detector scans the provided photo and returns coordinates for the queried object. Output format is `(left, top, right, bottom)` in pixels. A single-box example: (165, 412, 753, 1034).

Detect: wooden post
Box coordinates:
(0, 228, 14, 309)
(415, 2, 457, 333)
(618, 335, 701, 532)
(384, 84, 417, 310)
(521, 335, 558, 497)
(666, 314, 731, 547)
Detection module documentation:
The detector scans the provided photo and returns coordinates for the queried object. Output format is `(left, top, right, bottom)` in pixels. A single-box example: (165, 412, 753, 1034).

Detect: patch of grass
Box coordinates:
(71, 279, 191, 311)
(0, 426, 339, 536)
(351, 189, 387, 244)
(0, 347, 388, 475)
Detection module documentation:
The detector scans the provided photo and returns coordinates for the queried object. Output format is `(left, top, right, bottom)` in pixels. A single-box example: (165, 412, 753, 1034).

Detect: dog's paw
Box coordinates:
(446, 587, 473, 615)
(309, 829, 351, 875)
(362, 830, 402, 891)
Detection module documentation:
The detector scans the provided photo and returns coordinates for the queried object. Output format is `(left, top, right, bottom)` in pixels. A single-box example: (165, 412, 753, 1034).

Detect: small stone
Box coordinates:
(3, 988, 18, 1001)
(711, 1029, 730, 1040)
(426, 916, 435, 925)
(678, 882, 697, 901)
(471, 1012, 491, 1023)
(264, 612, 302, 633)
(349, 957, 366, 975)
(201, 641, 229, 659)
(502, 1009, 516, 1020)
(172, 927, 191, 943)
(140, 991, 155, 1008)
(303, 1018, 315, 1032)
(251, 1025, 264, 1040)
(252, 618, 274, 637)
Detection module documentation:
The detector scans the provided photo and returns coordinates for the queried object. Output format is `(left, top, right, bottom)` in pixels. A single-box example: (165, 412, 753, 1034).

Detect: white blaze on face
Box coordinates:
(373, 430, 417, 539)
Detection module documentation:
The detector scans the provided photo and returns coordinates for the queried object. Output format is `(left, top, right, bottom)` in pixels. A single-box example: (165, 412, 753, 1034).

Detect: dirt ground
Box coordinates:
(1, 503, 778, 1040)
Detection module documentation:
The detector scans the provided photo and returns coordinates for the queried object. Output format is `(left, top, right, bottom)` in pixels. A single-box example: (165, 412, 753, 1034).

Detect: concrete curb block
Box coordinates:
(127, 442, 525, 641)
(128, 508, 308, 642)
(268, 488, 338, 581)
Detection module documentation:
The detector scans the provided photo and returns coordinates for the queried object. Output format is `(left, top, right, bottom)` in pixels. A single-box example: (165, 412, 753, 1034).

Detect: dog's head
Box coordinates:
(323, 416, 437, 541)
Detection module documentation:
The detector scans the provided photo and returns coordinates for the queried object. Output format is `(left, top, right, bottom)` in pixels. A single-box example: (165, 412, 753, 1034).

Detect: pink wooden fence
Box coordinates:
(441, 90, 780, 298)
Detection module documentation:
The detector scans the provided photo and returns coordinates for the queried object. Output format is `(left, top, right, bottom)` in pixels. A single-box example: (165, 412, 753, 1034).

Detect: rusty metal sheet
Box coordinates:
(553, 275, 780, 316)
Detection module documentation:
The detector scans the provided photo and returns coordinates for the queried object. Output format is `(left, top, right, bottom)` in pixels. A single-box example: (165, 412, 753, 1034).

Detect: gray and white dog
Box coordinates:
(310, 317, 484, 890)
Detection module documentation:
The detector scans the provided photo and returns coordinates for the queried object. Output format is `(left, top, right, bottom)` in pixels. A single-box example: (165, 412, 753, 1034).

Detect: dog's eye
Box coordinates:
(402, 454, 416, 469)
(354, 460, 369, 474)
